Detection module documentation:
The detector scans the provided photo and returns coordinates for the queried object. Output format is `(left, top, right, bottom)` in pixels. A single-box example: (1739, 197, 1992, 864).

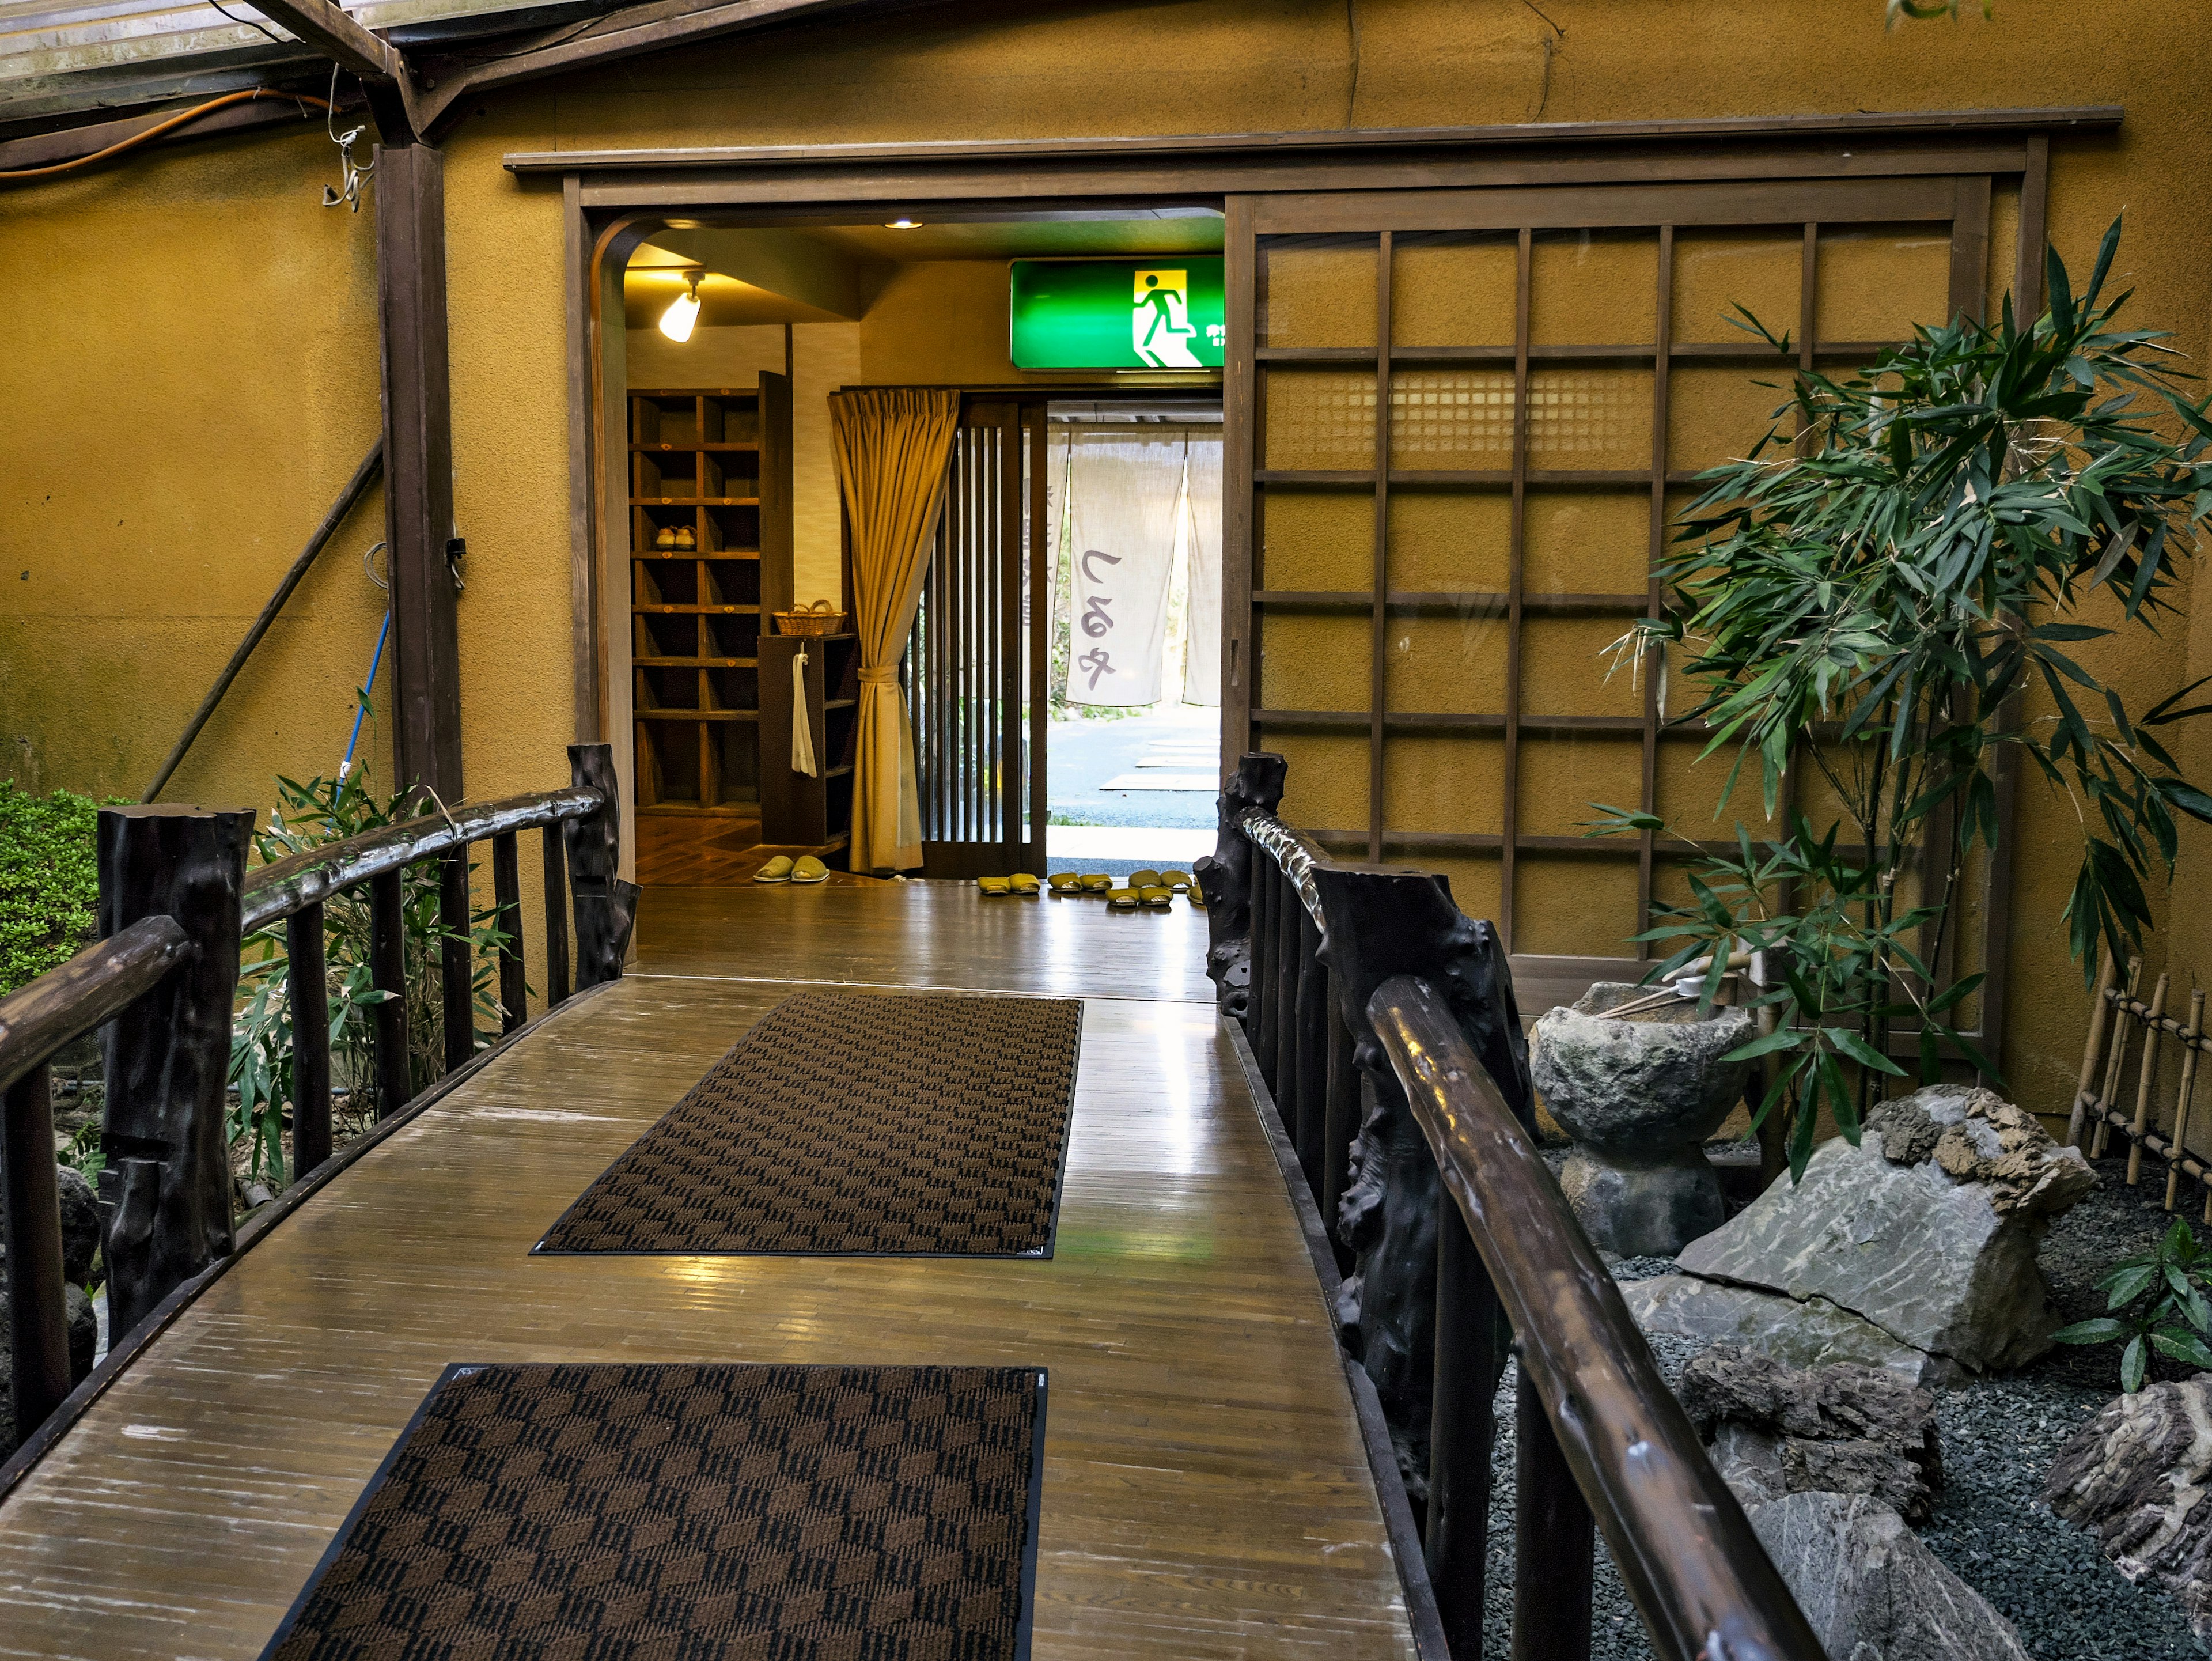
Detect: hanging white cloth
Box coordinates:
(1063, 428, 1181, 706)
(790, 646, 818, 777)
(1179, 434, 1222, 706)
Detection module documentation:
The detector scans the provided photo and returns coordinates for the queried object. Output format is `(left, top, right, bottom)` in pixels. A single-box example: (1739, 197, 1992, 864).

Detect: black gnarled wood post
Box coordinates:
(491, 830, 525, 1035)
(4, 1061, 70, 1447)
(98, 805, 253, 1344)
(369, 868, 411, 1119)
(286, 903, 331, 1181)
(566, 743, 639, 988)
(1312, 860, 1532, 1513)
(1194, 752, 1286, 1019)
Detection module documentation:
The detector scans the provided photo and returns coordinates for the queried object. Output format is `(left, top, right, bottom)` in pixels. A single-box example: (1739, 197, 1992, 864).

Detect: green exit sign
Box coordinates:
(1009, 259, 1226, 370)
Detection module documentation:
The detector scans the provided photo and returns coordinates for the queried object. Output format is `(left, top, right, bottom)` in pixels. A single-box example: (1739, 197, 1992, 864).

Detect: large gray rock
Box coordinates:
(2043, 1375, 2212, 1643)
(57, 1164, 99, 1287)
(1749, 1490, 2032, 1660)
(1532, 984, 1754, 1257)
(1676, 1084, 2093, 1373)
(1622, 1274, 1950, 1386)
(1680, 1344, 1942, 1522)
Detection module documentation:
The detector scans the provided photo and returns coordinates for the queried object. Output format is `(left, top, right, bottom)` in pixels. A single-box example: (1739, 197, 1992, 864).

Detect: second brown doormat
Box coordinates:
(537, 990, 1084, 1257)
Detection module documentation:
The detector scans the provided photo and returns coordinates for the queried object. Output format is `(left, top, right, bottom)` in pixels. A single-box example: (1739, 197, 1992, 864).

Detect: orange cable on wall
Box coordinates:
(0, 89, 334, 182)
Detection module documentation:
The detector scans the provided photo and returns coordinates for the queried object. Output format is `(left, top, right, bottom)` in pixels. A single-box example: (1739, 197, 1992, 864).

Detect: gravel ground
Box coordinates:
(1472, 1173, 2209, 1660)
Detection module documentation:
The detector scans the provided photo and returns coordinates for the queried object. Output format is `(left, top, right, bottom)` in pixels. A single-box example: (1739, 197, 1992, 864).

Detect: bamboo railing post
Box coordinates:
(97, 804, 252, 1343)
(1251, 860, 1278, 1089)
(2165, 987, 2206, 1213)
(369, 868, 411, 1118)
(2127, 973, 2172, 1186)
(1274, 867, 1301, 1114)
(2092, 958, 2144, 1160)
(2068, 948, 2119, 1148)
(437, 849, 474, 1074)
(1512, 1363, 1597, 1661)
(3, 1061, 71, 1447)
(490, 830, 525, 1035)
(285, 902, 331, 1181)
(541, 823, 571, 1008)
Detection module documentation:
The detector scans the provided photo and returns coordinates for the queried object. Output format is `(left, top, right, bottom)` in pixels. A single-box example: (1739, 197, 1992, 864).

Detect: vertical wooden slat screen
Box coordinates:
(1236, 168, 2032, 1060)
(909, 398, 1047, 879)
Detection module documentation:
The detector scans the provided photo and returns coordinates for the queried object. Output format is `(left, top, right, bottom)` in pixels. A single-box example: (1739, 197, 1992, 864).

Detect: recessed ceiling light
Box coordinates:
(884, 217, 923, 230)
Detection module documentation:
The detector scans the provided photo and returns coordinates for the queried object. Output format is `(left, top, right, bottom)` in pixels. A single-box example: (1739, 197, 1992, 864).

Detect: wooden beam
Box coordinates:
(0, 90, 338, 175)
(501, 105, 2126, 174)
(418, 0, 854, 135)
(248, 0, 404, 84)
(376, 142, 465, 801)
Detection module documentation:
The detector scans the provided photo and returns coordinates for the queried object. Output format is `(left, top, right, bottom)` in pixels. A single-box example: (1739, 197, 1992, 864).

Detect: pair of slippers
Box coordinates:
(1108, 886, 1175, 911)
(1046, 872, 1113, 895)
(1128, 869, 1193, 893)
(753, 854, 829, 884)
(976, 873, 1042, 896)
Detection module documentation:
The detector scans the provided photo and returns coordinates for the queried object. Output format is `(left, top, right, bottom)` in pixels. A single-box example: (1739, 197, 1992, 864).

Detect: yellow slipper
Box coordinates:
(1129, 869, 1164, 890)
(1138, 886, 1173, 909)
(1009, 873, 1041, 895)
(1079, 873, 1113, 892)
(791, 855, 829, 884)
(752, 854, 794, 884)
(1188, 886, 1207, 909)
(978, 875, 1012, 895)
(1047, 872, 1082, 894)
(1160, 869, 1193, 892)
(1106, 887, 1140, 910)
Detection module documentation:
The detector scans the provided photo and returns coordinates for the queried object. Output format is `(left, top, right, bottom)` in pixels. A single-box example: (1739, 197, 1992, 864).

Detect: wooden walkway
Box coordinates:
(0, 883, 1416, 1659)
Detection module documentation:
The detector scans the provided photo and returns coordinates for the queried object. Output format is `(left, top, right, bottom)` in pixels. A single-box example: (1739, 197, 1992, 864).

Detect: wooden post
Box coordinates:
(1252, 864, 1279, 1089)
(1425, 1190, 1499, 1656)
(369, 868, 412, 1118)
(286, 903, 332, 1181)
(97, 805, 252, 1344)
(1294, 907, 1328, 1191)
(1322, 976, 1359, 1277)
(2166, 988, 2206, 1213)
(4, 1061, 71, 1446)
(565, 743, 638, 987)
(1194, 751, 1286, 1019)
(491, 830, 526, 1035)
(2068, 947, 2118, 1148)
(2127, 973, 2172, 1186)
(2092, 958, 2143, 1160)
(1312, 857, 1533, 1505)
(541, 823, 571, 1008)
(376, 141, 464, 802)
(1274, 867, 1301, 1111)
(438, 852, 473, 1074)
(1512, 1366, 1596, 1660)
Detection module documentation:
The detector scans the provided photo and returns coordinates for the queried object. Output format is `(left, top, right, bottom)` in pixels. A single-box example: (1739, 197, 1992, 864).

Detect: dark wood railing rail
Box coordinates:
(1195, 750, 1820, 1661)
(0, 741, 636, 1457)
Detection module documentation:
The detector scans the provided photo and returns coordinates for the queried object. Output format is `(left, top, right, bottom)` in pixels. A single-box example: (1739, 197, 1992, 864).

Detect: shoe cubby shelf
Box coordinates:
(630, 381, 793, 815)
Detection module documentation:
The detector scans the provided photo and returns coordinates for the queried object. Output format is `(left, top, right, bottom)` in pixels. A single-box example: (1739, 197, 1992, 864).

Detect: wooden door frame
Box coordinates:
(551, 113, 2097, 1019)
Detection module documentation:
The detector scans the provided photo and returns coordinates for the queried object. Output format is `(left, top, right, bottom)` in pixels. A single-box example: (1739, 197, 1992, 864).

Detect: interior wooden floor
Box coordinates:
(0, 884, 1414, 1659)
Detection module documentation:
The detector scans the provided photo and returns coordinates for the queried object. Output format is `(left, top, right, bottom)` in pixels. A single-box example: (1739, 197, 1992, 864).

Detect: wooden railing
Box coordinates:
(1194, 751, 1820, 1661)
(0, 742, 636, 1458)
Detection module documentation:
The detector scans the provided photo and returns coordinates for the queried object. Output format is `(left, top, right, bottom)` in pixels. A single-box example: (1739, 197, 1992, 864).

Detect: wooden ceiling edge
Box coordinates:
(0, 85, 360, 175)
(502, 106, 2126, 175)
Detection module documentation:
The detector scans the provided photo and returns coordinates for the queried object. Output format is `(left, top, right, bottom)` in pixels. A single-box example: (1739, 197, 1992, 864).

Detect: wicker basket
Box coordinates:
(774, 602, 848, 638)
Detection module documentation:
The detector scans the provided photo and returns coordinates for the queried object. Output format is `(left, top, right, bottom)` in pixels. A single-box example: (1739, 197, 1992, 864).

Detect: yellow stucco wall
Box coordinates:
(5, 0, 2211, 1098)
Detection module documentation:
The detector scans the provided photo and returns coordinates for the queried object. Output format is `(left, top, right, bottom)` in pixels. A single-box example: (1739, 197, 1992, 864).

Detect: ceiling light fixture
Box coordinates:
(658, 271, 701, 342)
(884, 217, 923, 230)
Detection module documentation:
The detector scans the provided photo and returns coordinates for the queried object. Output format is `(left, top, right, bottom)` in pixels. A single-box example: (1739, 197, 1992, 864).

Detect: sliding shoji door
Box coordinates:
(1226, 172, 2014, 1046)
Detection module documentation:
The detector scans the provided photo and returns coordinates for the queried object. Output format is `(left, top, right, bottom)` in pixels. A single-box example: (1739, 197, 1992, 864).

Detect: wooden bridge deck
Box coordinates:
(0, 883, 1416, 1659)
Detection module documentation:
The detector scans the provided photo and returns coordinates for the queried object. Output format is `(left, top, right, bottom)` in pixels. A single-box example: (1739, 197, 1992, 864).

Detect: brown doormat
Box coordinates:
(536, 990, 1084, 1257)
(262, 1361, 1047, 1660)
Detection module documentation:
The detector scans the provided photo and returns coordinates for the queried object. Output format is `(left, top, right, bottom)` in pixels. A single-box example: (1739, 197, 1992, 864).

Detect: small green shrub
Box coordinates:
(0, 782, 103, 997)
(2052, 1217, 2212, 1392)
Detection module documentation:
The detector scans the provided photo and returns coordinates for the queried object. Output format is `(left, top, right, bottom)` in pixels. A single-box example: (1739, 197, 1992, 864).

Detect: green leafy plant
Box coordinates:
(229, 770, 519, 1186)
(2052, 1217, 2212, 1392)
(0, 781, 104, 997)
(1588, 221, 2212, 1177)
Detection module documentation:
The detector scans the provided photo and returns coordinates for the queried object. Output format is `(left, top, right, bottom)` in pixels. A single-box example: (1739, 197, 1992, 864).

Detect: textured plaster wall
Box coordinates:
(4, 0, 2212, 1098)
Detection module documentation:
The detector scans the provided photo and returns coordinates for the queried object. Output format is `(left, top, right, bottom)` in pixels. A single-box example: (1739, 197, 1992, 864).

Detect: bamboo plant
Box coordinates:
(1588, 220, 2212, 1178)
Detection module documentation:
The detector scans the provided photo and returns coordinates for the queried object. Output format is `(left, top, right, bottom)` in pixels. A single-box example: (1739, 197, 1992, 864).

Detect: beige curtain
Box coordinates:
(830, 388, 961, 872)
